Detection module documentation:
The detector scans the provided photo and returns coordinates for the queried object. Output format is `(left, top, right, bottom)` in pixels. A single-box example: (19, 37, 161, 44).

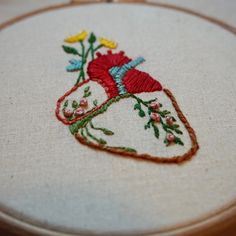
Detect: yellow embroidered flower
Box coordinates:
(64, 31, 88, 43)
(99, 37, 117, 49)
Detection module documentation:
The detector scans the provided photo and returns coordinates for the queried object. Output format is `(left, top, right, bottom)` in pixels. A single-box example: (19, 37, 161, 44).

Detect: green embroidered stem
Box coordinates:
(75, 40, 101, 85)
(151, 122, 160, 139)
(93, 44, 103, 52)
(158, 110, 171, 117)
(80, 128, 87, 140)
(91, 44, 95, 60)
(89, 121, 114, 135)
(107, 146, 137, 153)
(69, 94, 130, 135)
(132, 95, 147, 117)
(131, 94, 153, 107)
(160, 118, 172, 134)
(85, 46, 91, 59)
(76, 41, 86, 84)
(80, 41, 85, 57)
(84, 126, 107, 145)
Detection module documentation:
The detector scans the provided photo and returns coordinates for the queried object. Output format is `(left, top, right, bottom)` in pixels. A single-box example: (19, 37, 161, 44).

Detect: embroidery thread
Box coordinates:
(56, 31, 199, 164)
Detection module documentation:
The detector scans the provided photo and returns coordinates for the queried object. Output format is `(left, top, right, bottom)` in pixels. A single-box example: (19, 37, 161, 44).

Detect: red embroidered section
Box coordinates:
(123, 69, 162, 94)
(87, 51, 131, 98)
(87, 50, 162, 98)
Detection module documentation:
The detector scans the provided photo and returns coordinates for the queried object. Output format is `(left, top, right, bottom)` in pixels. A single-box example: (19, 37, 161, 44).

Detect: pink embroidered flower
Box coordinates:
(63, 109, 73, 118)
(74, 107, 85, 117)
(166, 116, 174, 125)
(150, 101, 160, 110)
(166, 133, 175, 142)
(150, 113, 160, 122)
(80, 98, 88, 107)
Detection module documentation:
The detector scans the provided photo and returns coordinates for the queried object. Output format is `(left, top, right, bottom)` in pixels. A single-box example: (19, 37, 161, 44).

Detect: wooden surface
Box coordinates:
(0, 209, 236, 236)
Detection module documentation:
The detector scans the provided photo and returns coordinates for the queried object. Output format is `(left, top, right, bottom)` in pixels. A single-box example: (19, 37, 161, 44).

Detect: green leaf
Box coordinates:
(138, 110, 145, 117)
(152, 123, 159, 139)
(63, 100, 68, 108)
(62, 45, 79, 55)
(98, 138, 107, 145)
(172, 124, 180, 129)
(88, 32, 96, 44)
(102, 129, 114, 136)
(157, 112, 163, 117)
(165, 124, 175, 130)
(164, 139, 168, 145)
(158, 110, 170, 118)
(163, 110, 171, 115)
(175, 137, 184, 146)
(134, 103, 141, 110)
(93, 99, 98, 106)
(72, 100, 79, 109)
(83, 91, 91, 98)
(175, 129, 183, 135)
(84, 86, 90, 93)
(144, 120, 151, 129)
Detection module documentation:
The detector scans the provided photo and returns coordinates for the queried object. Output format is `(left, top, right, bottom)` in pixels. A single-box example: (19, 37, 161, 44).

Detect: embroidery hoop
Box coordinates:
(0, 0, 236, 235)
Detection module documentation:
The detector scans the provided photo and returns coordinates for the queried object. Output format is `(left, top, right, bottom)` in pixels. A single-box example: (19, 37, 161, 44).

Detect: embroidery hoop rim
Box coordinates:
(0, 0, 236, 235)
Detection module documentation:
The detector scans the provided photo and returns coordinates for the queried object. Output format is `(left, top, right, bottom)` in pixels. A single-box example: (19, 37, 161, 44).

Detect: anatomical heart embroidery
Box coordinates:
(55, 31, 199, 164)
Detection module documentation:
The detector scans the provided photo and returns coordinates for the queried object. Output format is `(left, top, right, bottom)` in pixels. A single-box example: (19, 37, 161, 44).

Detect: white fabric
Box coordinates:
(0, 3, 236, 234)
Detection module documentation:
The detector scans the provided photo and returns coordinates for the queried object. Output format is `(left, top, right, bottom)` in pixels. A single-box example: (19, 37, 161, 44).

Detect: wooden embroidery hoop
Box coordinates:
(0, 0, 236, 235)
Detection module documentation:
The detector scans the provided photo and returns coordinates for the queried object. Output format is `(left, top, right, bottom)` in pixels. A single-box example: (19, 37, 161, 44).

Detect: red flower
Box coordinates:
(87, 51, 162, 98)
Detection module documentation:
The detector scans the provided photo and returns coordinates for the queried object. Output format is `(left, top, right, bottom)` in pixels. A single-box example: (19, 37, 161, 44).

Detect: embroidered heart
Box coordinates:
(55, 31, 199, 164)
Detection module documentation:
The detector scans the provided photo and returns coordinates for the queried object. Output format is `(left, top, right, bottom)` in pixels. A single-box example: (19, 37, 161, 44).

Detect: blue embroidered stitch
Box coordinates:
(66, 59, 82, 72)
(109, 57, 145, 95)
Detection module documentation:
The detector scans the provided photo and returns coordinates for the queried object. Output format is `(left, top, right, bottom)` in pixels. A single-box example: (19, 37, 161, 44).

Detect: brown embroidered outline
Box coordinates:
(75, 88, 199, 164)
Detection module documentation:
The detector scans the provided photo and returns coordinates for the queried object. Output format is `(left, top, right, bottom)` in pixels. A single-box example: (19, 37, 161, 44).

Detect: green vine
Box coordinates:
(89, 121, 114, 136)
(131, 94, 184, 146)
(68, 94, 136, 152)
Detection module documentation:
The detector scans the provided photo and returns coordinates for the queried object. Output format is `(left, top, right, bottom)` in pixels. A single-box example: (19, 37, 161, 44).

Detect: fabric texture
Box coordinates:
(0, 3, 236, 234)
